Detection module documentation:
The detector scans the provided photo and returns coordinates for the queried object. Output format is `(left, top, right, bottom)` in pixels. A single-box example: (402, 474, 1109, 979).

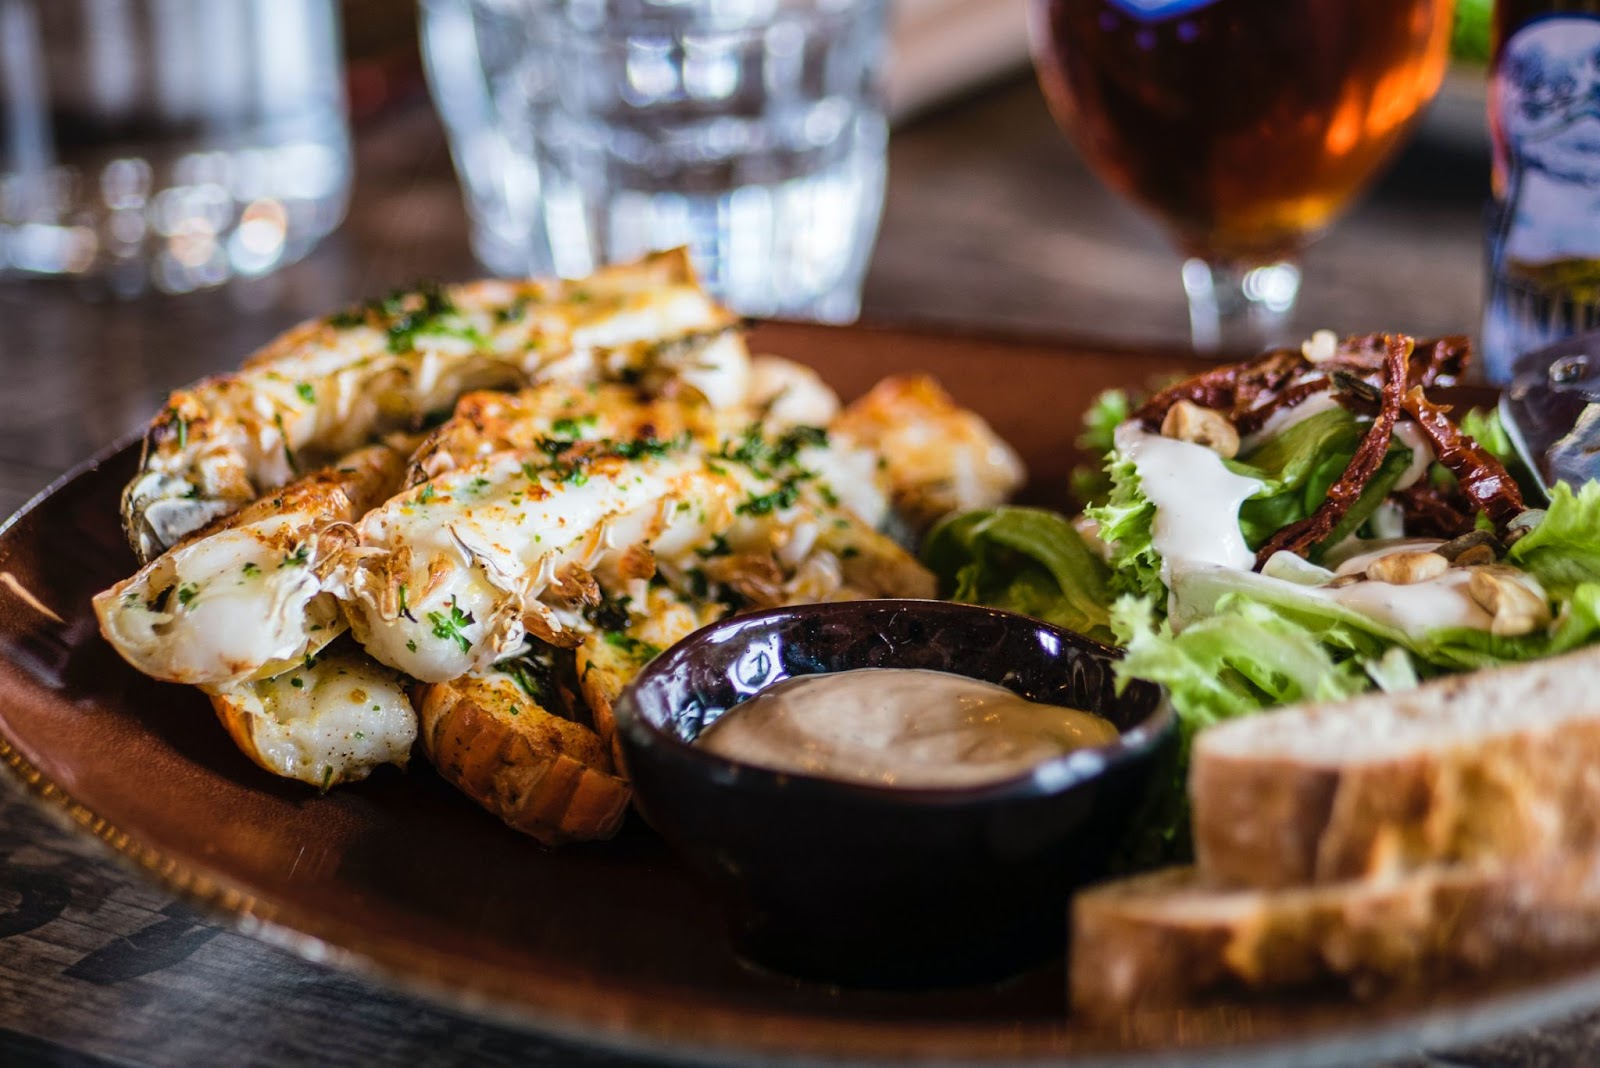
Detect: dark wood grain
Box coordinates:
(0, 72, 1581, 1068)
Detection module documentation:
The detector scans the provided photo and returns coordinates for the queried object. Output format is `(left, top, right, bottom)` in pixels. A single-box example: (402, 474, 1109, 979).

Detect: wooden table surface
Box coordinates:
(0, 75, 1576, 1067)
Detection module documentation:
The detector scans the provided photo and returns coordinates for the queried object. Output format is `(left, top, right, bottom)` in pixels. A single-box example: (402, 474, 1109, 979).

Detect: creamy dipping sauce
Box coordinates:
(696, 668, 1121, 788)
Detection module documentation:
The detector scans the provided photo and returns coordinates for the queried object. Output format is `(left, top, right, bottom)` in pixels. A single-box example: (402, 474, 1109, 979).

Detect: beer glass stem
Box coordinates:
(1181, 258, 1302, 355)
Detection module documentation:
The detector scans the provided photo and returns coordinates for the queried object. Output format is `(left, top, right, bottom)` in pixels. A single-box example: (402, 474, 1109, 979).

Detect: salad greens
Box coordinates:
(921, 507, 1116, 645)
(923, 386, 1600, 866)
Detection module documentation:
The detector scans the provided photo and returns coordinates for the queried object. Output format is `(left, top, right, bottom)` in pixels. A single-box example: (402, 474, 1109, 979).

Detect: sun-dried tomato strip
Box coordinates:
(1406, 335, 1470, 389)
(1134, 350, 1304, 429)
(1327, 334, 1468, 389)
(1394, 483, 1476, 539)
(1134, 334, 1470, 437)
(1400, 386, 1525, 526)
(1252, 336, 1411, 567)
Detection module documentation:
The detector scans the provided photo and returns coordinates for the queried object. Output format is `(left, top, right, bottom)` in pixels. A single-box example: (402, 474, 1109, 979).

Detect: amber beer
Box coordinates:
(1031, 0, 1454, 263)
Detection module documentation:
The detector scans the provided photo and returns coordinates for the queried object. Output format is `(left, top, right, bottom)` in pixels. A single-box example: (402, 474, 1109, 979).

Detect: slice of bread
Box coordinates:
(1190, 643, 1600, 888)
(1070, 856, 1600, 1020)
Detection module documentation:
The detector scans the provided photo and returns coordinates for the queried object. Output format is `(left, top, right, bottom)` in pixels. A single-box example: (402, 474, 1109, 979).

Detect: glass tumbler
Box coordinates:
(0, 0, 352, 295)
(421, 0, 889, 322)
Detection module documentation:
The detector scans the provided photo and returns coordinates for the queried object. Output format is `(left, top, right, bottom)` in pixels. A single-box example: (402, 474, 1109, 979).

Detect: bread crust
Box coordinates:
(1192, 645, 1600, 887)
(1070, 857, 1600, 1020)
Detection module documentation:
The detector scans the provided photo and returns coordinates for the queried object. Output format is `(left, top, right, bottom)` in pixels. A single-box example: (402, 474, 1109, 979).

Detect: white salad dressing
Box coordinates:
(1114, 423, 1262, 580)
(1391, 421, 1435, 490)
(1241, 390, 1343, 449)
(1117, 408, 1501, 638)
(1318, 570, 1491, 633)
(1313, 539, 1493, 632)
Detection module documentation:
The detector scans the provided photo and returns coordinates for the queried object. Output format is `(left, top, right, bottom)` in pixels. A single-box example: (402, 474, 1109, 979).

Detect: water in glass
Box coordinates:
(421, 0, 888, 322)
(0, 0, 351, 295)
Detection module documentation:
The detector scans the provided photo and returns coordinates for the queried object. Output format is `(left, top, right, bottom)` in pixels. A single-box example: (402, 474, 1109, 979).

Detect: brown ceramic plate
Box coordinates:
(2, 322, 1597, 1065)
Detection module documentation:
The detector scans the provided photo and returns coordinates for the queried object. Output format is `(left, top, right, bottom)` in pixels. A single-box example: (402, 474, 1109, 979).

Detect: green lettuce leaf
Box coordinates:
(1084, 452, 1165, 603)
(1508, 481, 1600, 598)
(1459, 406, 1516, 467)
(1070, 389, 1133, 506)
(1230, 407, 1413, 556)
(921, 507, 1117, 644)
(1108, 594, 1371, 864)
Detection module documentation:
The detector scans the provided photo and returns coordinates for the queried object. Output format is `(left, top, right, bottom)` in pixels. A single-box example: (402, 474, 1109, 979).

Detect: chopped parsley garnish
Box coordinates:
(551, 417, 584, 438)
(736, 474, 812, 517)
(718, 424, 827, 478)
(290, 677, 304, 689)
(494, 295, 531, 324)
(414, 483, 436, 505)
(273, 413, 300, 475)
(519, 433, 689, 489)
(494, 652, 557, 704)
(320, 765, 333, 791)
(427, 596, 476, 653)
(603, 631, 662, 662)
(280, 545, 310, 568)
(686, 567, 710, 599)
(169, 409, 188, 451)
(772, 425, 828, 465)
(695, 533, 732, 559)
(295, 382, 316, 404)
(610, 432, 689, 460)
(384, 282, 487, 353)
(242, 562, 261, 578)
(466, 476, 490, 496)
(330, 283, 489, 352)
(406, 639, 418, 653)
(176, 583, 199, 607)
(397, 583, 416, 622)
(583, 594, 633, 632)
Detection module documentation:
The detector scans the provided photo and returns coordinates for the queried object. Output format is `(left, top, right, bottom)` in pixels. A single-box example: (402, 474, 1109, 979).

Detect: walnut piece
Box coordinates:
(1366, 550, 1449, 585)
(1467, 567, 1551, 637)
(1160, 400, 1240, 459)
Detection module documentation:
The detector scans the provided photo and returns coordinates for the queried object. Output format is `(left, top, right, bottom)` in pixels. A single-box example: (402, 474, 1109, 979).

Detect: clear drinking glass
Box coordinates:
(1029, 0, 1455, 354)
(420, 0, 889, 322)
(0, 0, 352, 296)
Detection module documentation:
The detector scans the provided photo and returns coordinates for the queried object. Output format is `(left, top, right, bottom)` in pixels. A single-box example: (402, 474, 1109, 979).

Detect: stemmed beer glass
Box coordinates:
(1029, 0, 1455, 353)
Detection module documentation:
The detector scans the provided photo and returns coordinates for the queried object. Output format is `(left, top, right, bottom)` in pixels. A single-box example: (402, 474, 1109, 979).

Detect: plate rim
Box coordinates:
(3, 330, 1600, 1066)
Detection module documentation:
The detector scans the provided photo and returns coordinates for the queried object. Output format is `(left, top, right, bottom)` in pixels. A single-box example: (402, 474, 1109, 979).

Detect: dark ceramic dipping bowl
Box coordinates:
(613, 599, 1175, 988)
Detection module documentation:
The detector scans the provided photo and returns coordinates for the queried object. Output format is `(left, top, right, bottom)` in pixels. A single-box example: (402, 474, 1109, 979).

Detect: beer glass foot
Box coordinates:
(1181, 258, 1302, 356)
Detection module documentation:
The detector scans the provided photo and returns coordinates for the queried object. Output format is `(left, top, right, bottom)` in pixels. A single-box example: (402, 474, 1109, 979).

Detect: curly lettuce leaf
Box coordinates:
(1108, 594, 1371, 864)
(1070, 389, 1133, 506)
(1508, 481, 1600, 598)
(1084, 452, 1164, 603)
(921, 507, 1116, 644)
(1114, 594, 1370, 727)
